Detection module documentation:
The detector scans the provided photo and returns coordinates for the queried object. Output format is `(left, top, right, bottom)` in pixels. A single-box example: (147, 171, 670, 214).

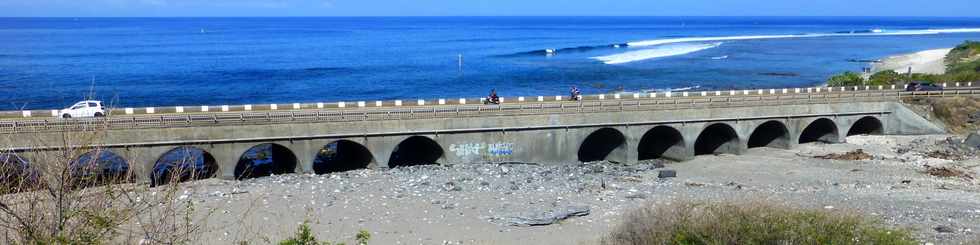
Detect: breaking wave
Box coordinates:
(501, 43, 629, 57)
(627, 28, 980, 47)
(641, 85, 702, 93)
(592, 43, 722, 64)
(504, 28, 980, 61)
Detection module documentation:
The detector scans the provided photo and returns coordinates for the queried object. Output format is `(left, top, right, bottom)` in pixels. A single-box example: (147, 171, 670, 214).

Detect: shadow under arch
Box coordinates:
(389, 136, 443, 168)
(748, 120, 791, 149)
(847, 116, 884, 136)
(151, 146, 219, 186)
(637, 126, 686, 161)
(71, 149, 131, 187)
(695, 123, 740, 155)
(314, 140, 374, 174)
(578, 128, 626, 162)
(800, 118, 840, 144)
(234, 143, 298, 180)
(0, 153, 38, 193)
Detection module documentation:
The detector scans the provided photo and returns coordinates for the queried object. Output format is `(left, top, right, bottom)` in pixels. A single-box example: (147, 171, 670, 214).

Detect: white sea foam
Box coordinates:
(626, 28, 980, 47)
(593, 42, 722, 64)
(641, 85, 702, 93)
(588, 28, 980, 65)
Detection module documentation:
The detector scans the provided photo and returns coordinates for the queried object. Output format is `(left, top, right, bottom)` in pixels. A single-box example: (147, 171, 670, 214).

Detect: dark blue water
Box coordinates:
(2, 17, 980, 110)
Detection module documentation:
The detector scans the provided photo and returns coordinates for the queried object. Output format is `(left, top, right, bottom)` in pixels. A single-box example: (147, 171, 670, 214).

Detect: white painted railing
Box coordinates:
(5, 83, 977, 119)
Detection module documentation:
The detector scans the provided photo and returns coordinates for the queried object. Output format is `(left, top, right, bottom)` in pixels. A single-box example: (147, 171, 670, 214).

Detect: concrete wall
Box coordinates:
(1, 101, 942, 182)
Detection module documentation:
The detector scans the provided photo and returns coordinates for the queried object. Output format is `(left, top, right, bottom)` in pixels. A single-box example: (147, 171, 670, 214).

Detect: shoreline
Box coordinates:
(871, 48, 953, 75)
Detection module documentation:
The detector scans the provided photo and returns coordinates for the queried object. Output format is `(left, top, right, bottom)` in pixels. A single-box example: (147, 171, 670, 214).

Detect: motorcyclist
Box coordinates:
(569, 86, 581, 101)
(487, 89, 500, 104)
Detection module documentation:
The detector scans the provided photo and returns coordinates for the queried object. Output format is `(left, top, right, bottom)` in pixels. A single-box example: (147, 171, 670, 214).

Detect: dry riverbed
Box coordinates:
(176, 135, 980, 245)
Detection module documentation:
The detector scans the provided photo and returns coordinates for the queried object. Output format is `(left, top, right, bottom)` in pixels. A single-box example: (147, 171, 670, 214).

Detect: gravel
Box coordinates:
(173, 134, 980, 244)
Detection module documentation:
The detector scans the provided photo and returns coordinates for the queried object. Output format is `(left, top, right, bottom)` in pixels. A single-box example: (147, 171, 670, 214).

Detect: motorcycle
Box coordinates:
(484, 95, 501, 105)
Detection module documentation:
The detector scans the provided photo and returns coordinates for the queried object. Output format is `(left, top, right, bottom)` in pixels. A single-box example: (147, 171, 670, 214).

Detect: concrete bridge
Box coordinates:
(0, 86, 966, 185)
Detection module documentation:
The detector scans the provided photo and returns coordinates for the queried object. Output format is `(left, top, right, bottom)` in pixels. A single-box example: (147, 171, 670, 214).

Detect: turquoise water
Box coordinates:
(2, 17, 980, 110)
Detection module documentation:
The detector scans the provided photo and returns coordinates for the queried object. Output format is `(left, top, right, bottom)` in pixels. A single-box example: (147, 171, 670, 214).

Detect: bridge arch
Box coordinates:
(748, 121, 791, 149)
(695, 123, 741, 155)
(234, 143, 298, 180)
(799, 118, 840, 144)
(314, 140, 374, 174)
(578, 128, 626, 162)
(71, 149, 131, 186)
(638, 126, 686, 161)
(0, 153, 37, 193)
(847, 116, 884, 136)
(389, 136, 444, 168)
(151, 147, 218, 186)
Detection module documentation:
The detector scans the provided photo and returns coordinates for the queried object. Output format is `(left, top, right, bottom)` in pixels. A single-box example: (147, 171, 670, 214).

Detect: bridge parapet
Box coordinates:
(1, 88, 976, 135)
(3, 83, 975, 120)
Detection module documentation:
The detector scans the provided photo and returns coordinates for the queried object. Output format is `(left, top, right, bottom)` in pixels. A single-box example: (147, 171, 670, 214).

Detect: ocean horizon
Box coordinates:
(3, 16, 980, 109)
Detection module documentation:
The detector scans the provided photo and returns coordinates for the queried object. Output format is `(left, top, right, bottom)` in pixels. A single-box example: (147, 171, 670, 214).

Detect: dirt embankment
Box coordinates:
(903, 97, 980, 134)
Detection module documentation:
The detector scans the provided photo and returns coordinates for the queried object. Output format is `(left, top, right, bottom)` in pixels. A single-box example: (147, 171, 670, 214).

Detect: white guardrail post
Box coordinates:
(10, 85, 980, 133)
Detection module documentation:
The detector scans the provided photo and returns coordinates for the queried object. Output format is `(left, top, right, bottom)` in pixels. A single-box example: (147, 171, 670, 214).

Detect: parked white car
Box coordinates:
(59, 100, 106, 118)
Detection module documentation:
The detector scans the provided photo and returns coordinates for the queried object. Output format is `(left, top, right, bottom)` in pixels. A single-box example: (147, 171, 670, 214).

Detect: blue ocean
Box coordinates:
(3, 17, 980, 110)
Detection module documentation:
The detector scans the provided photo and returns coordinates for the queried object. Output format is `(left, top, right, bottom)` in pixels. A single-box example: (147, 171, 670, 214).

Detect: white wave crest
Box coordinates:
(627, 28, 980, 47)
(641, 85, 702, 93)
(593, 42, 722, 65)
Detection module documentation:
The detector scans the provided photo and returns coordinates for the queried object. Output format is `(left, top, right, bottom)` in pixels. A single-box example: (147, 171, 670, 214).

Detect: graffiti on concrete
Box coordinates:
(449, 143, 483, 157)
(450, 142, 515, 160)
(487, 143, 514, 156)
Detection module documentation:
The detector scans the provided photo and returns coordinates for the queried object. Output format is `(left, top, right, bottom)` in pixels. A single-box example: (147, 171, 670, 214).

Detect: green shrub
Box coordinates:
(279, 221, 370, 245)
(945, 40, 980, 67)
(827, 71, 866, 86)
(943, 40, 980, 82)
(869, 70, 905, 85)
(602, 201, 917, 245)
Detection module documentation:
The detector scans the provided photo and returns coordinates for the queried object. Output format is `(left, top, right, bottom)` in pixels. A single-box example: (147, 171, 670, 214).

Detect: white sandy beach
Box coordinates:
(872, 48, 952, 75)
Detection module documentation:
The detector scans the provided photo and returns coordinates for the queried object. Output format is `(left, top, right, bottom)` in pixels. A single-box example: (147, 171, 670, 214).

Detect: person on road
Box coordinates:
(570, 86, 581, 101)
(487, 89, 500, 104)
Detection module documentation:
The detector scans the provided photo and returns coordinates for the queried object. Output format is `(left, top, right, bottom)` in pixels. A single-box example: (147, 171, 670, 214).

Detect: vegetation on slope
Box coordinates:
(602, 201, 916, 245)
(827, 40, 980, 86)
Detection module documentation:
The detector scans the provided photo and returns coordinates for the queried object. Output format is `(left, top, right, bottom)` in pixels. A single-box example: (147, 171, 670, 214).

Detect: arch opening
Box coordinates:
(638, 126, 685, 161)
(578, 128, 626, 162)
(314, 140, 374, 174)
(748, 121, 791, 149)
(235, 143, 298, 180)
(151, 147, 218, 186)
(847, 117, 884, 136)
(388, 136, 443, 168)
(71, 149, 131, 187)
(695, 123, 740, 155)
(800, 118, 840, 144)
(0, 153, 37, 193)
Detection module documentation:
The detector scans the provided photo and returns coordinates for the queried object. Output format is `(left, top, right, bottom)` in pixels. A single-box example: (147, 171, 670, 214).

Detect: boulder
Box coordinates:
(963, 133, 980, 149)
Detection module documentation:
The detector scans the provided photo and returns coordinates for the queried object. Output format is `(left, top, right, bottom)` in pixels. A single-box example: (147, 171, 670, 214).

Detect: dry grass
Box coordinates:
(602, 201, 916, 245)
(905, 97, 980, 134)
(924, 166, 975, 180)
(0, 128, 216, 244)
(813, 149, 873, 160)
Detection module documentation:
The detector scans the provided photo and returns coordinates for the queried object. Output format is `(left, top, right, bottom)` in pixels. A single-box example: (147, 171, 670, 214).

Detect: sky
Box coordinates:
(0, 0, 978, 17)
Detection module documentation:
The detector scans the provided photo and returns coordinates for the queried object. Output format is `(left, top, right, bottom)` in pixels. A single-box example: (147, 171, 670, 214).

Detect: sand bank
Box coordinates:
(872, 48, 952, 75)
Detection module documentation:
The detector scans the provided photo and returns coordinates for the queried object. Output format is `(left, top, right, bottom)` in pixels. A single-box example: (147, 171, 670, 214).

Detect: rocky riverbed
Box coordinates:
(175, 134, 980, 245)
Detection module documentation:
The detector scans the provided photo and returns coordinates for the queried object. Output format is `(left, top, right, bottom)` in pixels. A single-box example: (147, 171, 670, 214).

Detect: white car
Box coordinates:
(59, 100, 106, 118)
